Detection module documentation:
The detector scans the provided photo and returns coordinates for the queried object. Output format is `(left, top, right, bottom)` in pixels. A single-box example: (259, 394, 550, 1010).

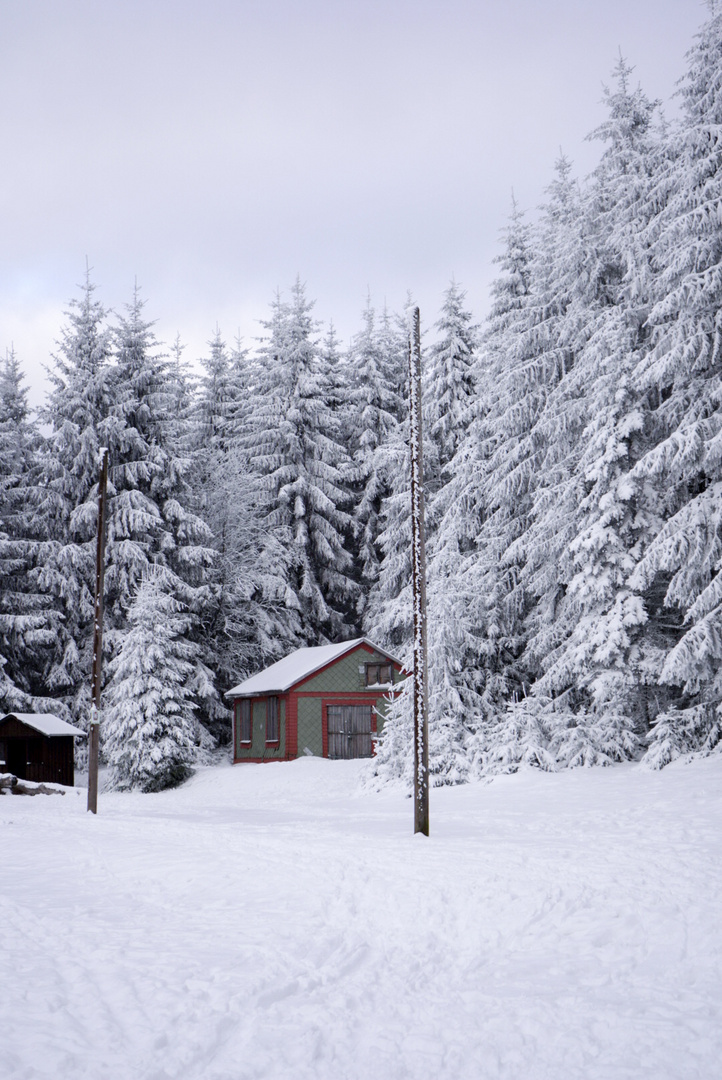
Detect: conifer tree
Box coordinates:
(245, 279, 357, 642)
(37, 277, 220, 754)
(109, 287, 221, 739)
(424, 279, 478, 489)
(527, 59, 663, 763)
(0, 348, 61, 710)
(36, 271, 115, 722)
(349, 297, 403, 610)
(195, 327, 247, 455)
(436, 198, 541, 734)
(629, 9, 722, 760)
(366, 299, 483, 788)
(103, 573, 197, 791)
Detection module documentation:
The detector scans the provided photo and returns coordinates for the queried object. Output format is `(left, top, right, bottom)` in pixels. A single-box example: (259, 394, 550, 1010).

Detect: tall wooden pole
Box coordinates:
(87, 448, 109, 815)
(408, 307, 429, 836)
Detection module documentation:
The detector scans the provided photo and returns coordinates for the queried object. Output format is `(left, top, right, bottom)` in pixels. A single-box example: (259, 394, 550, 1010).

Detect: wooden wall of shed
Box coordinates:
(0, 716, 36, 738)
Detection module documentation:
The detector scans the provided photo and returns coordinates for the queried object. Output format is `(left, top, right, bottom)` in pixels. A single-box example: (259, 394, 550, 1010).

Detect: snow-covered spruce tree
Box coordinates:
(108, 287, 221, 743)
(201, 444, 303, 694)
(419, 284, 484, 782)
(434, 197, 543, 748)
(348, 296, 404, 614)
(167, 334, 197, 456)
(363, 417, 411, 652)
(194, 326, 248, 456)
(628, 9, 722, 763)
(368, 568, 487, 791)
(482, 695, 556, 775)
(320, 320, 351, 421)
(35, 271, 116, 726)
(103, 572, 196, 791)
(366, 301, 484, 789)
(244, 279, 358, 643)
(0, 348, 62, 711)
(526, 59, 665, 765)
(424, 279, 478, 491)
(361, 297, 425, 655)
(189, 322, 303, 697)
(500, 158, 590, 705)
(38, 277, 220, 763)
(399, 281, 484, 780)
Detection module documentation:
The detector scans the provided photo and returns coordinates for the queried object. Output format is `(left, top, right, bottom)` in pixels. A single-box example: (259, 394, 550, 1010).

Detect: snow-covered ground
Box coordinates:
(2, 755, 721, 1080)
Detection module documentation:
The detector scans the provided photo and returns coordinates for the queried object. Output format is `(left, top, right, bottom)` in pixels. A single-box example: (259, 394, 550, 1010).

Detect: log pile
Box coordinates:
(0, 773, 65, 796)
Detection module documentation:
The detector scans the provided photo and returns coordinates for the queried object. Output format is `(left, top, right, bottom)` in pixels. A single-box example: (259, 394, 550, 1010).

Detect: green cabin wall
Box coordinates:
(299, 646, 398, 694)
(297, 697, 323, 756)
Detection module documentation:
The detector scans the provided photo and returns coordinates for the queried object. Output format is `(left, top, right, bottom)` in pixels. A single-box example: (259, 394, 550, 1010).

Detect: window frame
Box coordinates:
(237, 699, 252, 746)
(266, 695, 280, 744)
(365, 662, 392, 687)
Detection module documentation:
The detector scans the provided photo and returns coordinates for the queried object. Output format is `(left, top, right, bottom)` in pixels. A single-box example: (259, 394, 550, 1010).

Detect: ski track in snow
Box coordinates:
(2, 756, 721, 1079)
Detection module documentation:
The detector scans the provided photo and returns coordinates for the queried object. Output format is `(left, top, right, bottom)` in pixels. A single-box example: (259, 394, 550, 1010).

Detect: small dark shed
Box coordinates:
(0, 713, 85, 787)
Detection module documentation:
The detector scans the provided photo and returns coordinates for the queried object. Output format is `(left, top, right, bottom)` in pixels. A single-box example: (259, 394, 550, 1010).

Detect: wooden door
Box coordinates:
(327, 705, 373, 759)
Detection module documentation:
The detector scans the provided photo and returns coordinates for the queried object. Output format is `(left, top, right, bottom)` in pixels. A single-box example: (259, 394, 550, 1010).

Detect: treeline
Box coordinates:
(375, 13, 722, 784)
(3, 11, 722, 788)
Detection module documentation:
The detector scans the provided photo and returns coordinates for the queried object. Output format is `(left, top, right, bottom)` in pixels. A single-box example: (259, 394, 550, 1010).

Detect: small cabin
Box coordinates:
(0, 713, 86, 787)
(225, 638, 403, 762)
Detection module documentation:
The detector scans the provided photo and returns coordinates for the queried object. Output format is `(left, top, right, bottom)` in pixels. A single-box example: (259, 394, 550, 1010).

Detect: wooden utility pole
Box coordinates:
(408, 307, 429, 836)
(87, 448, 109, 815)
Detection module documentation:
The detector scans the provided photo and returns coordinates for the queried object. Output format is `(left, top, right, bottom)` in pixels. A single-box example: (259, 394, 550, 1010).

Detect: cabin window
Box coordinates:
(238, 700, 252, 745)
(365, 662, 392, 686)
(266, 696, 279, 743)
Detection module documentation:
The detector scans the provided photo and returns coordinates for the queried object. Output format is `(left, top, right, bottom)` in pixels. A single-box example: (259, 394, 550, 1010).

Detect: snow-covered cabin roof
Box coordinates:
(0, 713, 86, 737)
(225, 638, 402, 698)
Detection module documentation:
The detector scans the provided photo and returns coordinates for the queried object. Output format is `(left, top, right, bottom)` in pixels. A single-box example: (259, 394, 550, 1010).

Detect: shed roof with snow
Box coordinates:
(225, 638, 404, 763)
(0, 713, 86, 738)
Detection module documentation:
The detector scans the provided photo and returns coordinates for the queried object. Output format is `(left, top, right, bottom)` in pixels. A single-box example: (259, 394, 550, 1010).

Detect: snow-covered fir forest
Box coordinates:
(3, 12, 722, 790)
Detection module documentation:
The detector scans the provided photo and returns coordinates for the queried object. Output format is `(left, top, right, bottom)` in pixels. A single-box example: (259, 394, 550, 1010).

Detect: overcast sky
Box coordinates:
(1, 0, 709, 405)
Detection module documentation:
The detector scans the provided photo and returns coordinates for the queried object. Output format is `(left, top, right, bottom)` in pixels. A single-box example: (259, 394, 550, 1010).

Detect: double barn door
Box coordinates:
(327, 705, 373, 759)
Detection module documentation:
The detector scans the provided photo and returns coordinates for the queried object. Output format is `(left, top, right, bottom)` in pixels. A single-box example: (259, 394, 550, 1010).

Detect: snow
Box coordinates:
(1, 713, 86, 738)
(2, 755, 722, 1079)
(224, 637, 401, 697)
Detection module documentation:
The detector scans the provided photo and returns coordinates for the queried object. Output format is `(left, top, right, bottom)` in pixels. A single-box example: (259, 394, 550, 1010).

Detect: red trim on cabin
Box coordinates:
(293, 689, 400, 698)
(232, 756, 283, 764)
(322, 697, 328, 758)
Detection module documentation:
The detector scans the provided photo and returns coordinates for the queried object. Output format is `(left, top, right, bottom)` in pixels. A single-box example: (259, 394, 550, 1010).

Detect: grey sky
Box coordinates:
(1, 0, 708, 404)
